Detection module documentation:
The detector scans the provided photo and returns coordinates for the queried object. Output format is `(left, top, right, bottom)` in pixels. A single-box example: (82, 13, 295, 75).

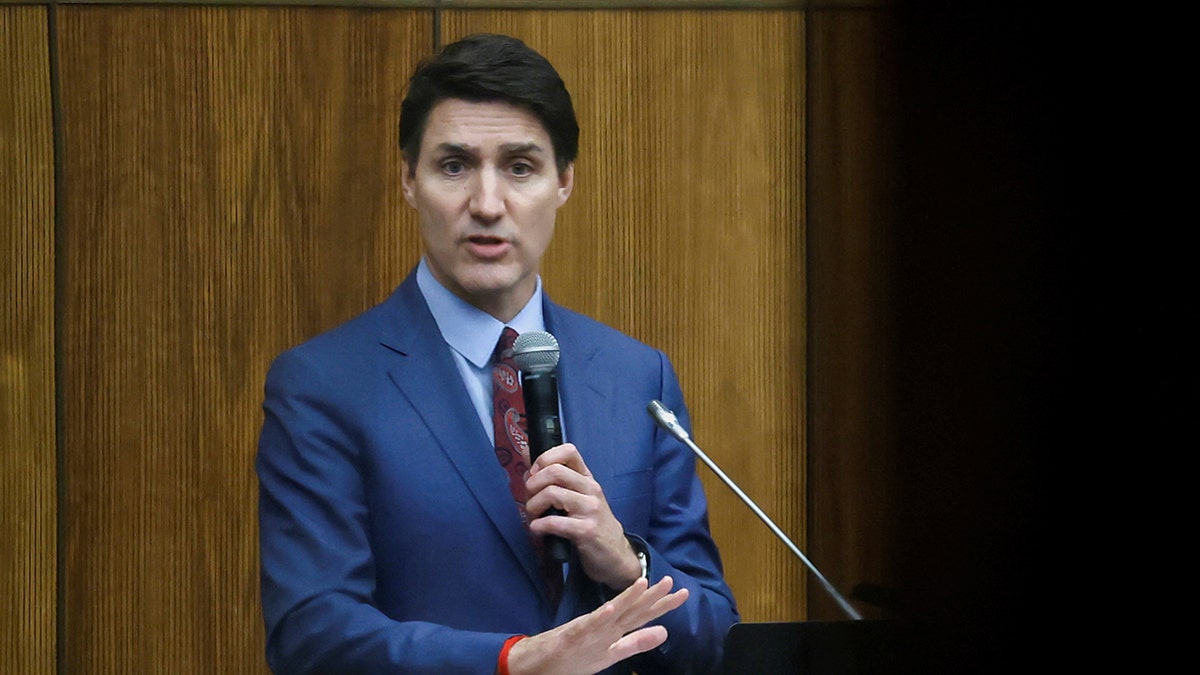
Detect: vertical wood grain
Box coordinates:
(55, 7, 430, 671)
(0, 7, 57, 673)
(443, 9, 807, 621)
(48, 5, 817, 671)
(807, 7, 898, 621)
(6, 0, 979, 670)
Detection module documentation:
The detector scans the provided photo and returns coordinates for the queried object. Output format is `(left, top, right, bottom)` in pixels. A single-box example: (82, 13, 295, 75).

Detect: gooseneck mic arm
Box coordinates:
(646, 400, 863, 621)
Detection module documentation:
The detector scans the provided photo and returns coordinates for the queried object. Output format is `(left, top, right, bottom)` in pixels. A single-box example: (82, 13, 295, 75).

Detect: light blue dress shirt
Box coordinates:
(415, 257, 549, 445)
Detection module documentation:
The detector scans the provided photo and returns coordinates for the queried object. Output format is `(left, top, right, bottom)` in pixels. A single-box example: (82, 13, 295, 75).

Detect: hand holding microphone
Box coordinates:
(515, 332, 645, 590)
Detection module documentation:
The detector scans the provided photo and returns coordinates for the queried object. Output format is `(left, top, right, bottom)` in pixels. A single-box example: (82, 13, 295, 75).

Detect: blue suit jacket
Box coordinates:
(257, 271, 738, 673)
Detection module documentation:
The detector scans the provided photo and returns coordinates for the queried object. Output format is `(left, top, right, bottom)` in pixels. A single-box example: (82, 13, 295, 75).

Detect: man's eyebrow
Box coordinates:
(430, 142, 545, 156)
(432, 142, 476, 155)
(499, 142, 546, 155)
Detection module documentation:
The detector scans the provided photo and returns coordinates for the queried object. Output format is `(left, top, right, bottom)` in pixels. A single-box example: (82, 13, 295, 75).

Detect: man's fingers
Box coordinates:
(518, 578, 688, 675)
(524, 477, 590, 518)
(526, 461, 594, 497)
(625, 587, 689, 632)
(603, 576, 688, 634)
(607, 625, 669, 663)
(651, 586, 689, 616)
(529, 443, 592, 477)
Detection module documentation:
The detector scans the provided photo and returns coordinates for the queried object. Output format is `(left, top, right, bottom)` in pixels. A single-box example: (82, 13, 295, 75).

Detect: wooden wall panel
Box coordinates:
(9, 0, 1052, 669)
(807, 7, 897, 621)
(55, 7, 430, 671)
(443, 10, 808, 622)
(0, 7, 57, 673)
(43, 5, 816, 672)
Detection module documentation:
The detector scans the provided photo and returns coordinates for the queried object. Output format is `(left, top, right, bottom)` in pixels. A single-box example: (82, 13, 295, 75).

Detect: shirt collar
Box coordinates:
(415, 257, 545, 369)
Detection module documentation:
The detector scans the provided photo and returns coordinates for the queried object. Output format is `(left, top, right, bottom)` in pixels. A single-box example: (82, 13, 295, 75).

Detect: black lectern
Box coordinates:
(716, 620, 898, 674)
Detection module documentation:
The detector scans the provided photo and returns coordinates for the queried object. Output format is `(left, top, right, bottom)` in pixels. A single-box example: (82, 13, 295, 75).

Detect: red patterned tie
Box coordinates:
(492, 327, 563, 604)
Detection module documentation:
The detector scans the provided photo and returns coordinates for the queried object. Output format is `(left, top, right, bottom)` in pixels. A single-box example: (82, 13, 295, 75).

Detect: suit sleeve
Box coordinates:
(256, 348, 508, 674)
(625, 352, 741, 675)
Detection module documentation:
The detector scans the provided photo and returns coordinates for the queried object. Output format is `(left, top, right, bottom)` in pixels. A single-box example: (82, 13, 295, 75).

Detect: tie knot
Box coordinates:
(495, 327, 519, 361)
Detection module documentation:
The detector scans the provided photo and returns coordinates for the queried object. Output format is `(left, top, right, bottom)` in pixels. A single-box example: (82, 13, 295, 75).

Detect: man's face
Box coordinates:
(402, 98, 574, 321)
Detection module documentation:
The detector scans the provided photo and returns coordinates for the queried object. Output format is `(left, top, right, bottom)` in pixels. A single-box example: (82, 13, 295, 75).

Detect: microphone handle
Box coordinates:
(521, 370, 570, 564)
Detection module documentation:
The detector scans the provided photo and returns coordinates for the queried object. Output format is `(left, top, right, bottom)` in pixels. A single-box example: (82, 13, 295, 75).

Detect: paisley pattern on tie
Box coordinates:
(492, 329, 531, 521)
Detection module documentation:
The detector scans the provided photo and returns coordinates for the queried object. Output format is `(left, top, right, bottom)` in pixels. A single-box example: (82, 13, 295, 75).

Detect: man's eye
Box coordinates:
(442, 160, 465, 175)
(510, 162, 533, 177)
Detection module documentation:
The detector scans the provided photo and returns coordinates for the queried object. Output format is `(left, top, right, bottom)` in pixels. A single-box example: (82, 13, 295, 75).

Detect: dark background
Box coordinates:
(889, 5, 1074, 671)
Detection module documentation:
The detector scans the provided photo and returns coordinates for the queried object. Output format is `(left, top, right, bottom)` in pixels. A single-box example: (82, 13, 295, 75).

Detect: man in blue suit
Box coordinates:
(256, 34, 738, 674)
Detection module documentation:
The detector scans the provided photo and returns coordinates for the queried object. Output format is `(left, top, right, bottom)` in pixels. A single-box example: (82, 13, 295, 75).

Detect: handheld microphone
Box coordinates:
(646, 400, 863, 620)
(512, 331, 569, 564)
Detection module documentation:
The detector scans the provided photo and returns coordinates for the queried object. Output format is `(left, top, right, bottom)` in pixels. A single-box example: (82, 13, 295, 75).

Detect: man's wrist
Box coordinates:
(623, 537, 649, 586)
(496, 635, 527, 675)
(600, 537, 649, 594)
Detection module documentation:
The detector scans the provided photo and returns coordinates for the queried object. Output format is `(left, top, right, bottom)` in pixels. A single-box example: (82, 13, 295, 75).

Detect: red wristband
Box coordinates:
(497, 635, 527, 675)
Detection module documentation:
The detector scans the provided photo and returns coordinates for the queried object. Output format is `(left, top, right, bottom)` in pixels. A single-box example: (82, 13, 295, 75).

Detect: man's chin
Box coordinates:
(452, 271, 536, 315)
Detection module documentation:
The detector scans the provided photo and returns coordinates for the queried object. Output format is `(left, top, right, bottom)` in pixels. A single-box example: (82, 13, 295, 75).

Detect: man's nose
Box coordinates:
(468, 170, 505, 222)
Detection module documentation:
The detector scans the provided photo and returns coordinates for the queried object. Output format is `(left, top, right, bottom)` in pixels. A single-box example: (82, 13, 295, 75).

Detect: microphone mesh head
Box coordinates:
(512, 331, 560, 374)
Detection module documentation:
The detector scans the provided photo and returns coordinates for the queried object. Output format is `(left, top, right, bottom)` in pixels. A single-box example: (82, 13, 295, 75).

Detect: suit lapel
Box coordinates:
(545, 303, 614, 488)
(379, 275, 545, 595)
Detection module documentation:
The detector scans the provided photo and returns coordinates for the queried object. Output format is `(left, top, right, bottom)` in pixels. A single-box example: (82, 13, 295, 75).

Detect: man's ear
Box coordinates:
(401, 160, 416, 206)
(557, 163, 575, 206)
